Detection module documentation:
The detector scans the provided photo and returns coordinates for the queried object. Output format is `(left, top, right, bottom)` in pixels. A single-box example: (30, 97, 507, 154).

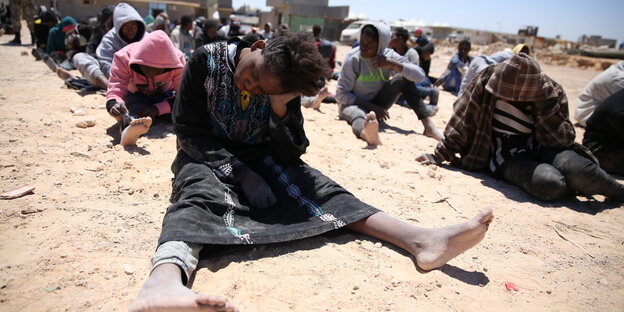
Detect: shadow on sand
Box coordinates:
(379, 122, 417, 136)
(105, 116, 174, 154)
(439, 164, 623, 215)
(191, 229, 489, 287)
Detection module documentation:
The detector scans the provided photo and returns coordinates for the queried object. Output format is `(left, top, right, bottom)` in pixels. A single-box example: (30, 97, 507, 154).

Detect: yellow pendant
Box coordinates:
(240, 90, 251, 111)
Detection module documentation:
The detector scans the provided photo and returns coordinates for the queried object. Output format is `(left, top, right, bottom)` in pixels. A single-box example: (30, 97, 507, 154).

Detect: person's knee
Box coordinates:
(527, 164, 568, 201)
(551, 149, 604, 190)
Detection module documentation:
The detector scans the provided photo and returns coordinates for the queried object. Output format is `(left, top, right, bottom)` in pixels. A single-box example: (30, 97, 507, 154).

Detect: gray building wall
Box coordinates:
(265, 0, 348, 41)
(56, 0, 206, 24)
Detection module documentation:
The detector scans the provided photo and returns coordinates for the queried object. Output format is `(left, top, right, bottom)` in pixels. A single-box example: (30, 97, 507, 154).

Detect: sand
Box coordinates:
(0, 30, 623, 312)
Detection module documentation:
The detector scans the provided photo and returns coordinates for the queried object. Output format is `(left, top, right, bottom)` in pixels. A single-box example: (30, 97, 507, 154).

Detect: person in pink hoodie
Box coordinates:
(106, 30, 186, 146)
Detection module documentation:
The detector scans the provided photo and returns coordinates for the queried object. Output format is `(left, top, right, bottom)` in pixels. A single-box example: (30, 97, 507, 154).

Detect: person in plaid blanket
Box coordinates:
(417, 53, 624, 202)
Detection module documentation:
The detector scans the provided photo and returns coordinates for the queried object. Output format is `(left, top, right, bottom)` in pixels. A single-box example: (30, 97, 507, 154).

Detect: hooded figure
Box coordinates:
(336, 22, 441, 145)
(337, 22, 421, 104)
(107, 30, 186, 117)
(45, 16, 76, 54)
(96, 2, 145, 78)
(419, 53, 624, 202)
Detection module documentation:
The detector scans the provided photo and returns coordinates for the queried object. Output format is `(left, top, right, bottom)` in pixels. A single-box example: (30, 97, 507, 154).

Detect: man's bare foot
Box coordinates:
(421, 117, 444, 141)
(360, 111, 382, 145)
(129, 264, 239, 312)
(412, 208, 494, 271)
(310, 87, 331, 111)
(120, 117, 152, 146)
(56, 67, 73, 80)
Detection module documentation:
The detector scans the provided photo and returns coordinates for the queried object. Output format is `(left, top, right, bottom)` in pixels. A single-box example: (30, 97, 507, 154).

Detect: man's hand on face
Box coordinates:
(371, 55, 399, 70)
(269, 91, 300, 118)
(239, 169, 276, 210)
(109, 101, 128, 121)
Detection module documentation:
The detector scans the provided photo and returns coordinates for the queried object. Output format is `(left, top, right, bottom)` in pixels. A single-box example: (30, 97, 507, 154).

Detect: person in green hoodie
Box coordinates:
(45, 16, 76, 55)
(336, 22, 443, 146)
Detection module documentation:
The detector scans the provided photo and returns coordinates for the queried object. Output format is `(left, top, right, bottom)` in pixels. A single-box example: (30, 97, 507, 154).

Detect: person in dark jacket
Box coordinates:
(85, 7, 113, 57)
(128, 32, 493, 312)
(45, 16, 76, 55)
(582, 88, 624, 175)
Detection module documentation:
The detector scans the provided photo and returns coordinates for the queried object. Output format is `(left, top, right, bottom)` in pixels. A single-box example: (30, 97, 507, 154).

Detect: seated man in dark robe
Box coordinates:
(129, 32, 494, 312)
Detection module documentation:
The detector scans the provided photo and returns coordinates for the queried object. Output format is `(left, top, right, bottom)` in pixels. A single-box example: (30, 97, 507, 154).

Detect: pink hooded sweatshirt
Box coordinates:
(107, 30, 186, 115)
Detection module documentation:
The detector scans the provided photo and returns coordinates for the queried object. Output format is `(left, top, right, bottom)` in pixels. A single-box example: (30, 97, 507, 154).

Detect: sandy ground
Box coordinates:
(0, 29, 623, 312)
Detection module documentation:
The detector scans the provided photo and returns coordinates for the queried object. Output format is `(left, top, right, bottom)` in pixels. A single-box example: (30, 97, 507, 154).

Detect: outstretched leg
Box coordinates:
(360, 111, 382, 145)
(129, 263, 239, 312)
(120, 117, 152, 146)
(545, 148, 624, 200)
(56, 67, 73, 80)
(347, 208, 493, 271)
(302, 86, 331, 111)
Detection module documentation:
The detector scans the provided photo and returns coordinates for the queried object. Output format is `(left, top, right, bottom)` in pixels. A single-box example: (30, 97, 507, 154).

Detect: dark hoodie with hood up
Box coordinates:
(46, 16, 77, 54)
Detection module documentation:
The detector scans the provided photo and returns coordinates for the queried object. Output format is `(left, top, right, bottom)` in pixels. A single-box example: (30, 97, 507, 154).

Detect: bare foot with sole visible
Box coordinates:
(129, 263, 239, 312)
(421, 117, 444, 141)
(309, 87, 331, 111)
(360, 111, 382, 145)
(412, 208, 494, 271)
(56, 67, 73, 80)
(120, 117, 152, 146)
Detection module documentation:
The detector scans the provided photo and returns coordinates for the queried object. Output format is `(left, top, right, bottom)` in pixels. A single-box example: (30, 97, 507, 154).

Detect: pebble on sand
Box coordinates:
(75, 119, 96, 128)
(123, 264, 135, 275)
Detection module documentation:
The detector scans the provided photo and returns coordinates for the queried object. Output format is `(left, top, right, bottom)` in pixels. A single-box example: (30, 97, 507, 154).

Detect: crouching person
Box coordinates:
(106, 30, 185, 146)
(417, 53, 624, 202)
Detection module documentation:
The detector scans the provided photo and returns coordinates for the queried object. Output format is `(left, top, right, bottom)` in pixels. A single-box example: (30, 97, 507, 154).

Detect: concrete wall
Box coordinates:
(56, 0, 201, 24)
(265, 0, 348, 41)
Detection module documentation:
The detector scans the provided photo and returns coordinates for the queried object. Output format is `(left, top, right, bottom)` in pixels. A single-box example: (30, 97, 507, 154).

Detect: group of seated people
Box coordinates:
(13, 6, 623, 310)
(24, 3, 623, 204)
(26, 3, 292, 147)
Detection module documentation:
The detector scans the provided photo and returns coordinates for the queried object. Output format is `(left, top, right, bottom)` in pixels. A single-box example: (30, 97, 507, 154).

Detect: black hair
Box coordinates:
(181, 15, 192, 27)
(262, 32, 326, 96)
(204, 19, 218, 31)
(77, 23, 92, 41)
(393, 27, 409, 42)
(312, 24, 321, 36)
(242, 32, 259, 45)
(361, 25, 378, 41)
(40, 9, 59, 25)
(98, 7, 113, 25)
(458, 39, 471, 48)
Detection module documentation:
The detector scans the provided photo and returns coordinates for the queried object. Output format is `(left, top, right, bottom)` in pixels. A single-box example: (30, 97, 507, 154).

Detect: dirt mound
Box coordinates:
(534, 51, 617, 71)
